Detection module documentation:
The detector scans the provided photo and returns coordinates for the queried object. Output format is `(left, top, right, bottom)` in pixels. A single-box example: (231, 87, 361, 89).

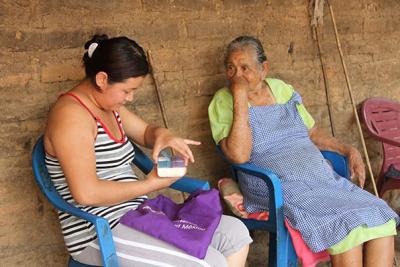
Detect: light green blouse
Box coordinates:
(208, 78, 315, 144)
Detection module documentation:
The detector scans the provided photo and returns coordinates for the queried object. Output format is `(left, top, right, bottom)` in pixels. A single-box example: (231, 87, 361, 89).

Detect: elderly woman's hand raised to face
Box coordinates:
(229, 75, 250, 96)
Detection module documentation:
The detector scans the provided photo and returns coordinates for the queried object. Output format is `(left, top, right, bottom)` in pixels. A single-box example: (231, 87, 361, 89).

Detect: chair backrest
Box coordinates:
(362, 97, 400, 172)
(131, 142, 153, 174)
(32, 136, 79, 212)
(320, 150, 349, 179)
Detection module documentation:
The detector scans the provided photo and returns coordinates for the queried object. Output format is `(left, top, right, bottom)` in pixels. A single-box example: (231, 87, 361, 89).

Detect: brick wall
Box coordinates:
(1, 0, 399, 266)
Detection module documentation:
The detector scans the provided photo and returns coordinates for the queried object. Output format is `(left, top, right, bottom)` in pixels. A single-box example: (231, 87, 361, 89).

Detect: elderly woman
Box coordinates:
(208, 36, 398, 267)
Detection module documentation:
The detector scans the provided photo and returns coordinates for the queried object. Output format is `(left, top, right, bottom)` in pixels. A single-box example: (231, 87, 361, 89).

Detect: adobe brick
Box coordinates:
(40, 61, 84, 83)
(0, 30, 88, 52)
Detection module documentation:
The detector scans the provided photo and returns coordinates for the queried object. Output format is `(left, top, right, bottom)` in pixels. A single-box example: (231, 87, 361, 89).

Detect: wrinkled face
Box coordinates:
(102, 76, 146, 110)
(225, 48, 267, 91)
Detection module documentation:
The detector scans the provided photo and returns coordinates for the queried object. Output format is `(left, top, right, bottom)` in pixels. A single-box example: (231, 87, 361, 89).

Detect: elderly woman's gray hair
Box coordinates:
(224, 36, 268, 67)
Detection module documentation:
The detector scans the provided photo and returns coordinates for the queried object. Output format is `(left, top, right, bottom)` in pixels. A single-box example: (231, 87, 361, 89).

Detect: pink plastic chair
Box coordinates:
(361, 97, 400, 196)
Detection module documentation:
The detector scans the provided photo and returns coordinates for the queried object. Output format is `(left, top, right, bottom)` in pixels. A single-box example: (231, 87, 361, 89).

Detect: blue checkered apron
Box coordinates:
(238, 91, 399, 252)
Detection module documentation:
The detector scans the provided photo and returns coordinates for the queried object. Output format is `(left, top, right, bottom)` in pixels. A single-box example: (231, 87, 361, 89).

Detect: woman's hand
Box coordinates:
(151, 131, 201, 164)
(347, 147, 366, 188)
(145, 168, 183, 188)
(229, 75, 249, 95)
(309, 127, 366, 188)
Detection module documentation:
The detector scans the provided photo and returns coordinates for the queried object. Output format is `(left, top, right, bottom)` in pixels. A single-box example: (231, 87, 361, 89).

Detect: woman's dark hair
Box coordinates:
(224, 36, 267, 67)
(83, 34, 149, 85)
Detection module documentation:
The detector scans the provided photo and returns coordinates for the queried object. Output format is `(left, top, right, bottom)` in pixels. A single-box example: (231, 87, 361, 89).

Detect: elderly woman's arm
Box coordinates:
(309, 126, 366, 187)
(220, 77, 253, 164)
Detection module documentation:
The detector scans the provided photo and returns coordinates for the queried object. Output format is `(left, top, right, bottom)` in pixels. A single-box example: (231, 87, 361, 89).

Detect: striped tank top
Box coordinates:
(45, 92, 147, 256)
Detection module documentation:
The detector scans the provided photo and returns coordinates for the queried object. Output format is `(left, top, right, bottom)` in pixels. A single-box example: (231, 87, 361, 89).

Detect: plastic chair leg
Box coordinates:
(285, 235, 298, 267)
(268, 232, 277, 267)
(269, 230, 298, 267)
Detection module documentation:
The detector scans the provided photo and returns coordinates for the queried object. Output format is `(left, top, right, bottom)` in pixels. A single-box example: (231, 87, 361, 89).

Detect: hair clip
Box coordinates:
(88, 43, 98, 58)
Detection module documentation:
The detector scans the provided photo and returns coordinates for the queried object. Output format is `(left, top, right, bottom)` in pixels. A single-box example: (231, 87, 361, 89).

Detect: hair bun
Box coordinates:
(84, 34, 109, 49)
(82, 35, 149, 84)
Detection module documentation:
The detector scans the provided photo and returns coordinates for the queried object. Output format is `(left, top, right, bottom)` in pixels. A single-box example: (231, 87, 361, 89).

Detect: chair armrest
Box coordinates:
(53, 204, 117, 267)
(35, 183, 117, 267)
(95, 217, 119, 267)
(229, 162, 283, 224)
(321, 150, 350, 179)
(215, 145, 282, 208)
(170, 177, 210, 193)
(366, 131, 400, 147)
(380, 137, 400, 147)
(51, 204, 117, 266)
(52, 205, 117, 267)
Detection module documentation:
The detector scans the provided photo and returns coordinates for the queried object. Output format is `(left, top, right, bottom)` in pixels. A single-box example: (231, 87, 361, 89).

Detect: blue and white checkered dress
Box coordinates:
(238, 91, 399, 252)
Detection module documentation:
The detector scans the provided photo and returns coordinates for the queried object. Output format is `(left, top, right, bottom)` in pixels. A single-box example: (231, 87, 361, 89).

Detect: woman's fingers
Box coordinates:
(168, 138, 201, 163)
(357, 167, 366, 188)
(352, 172, 365, 188)
(358, 176, 366, 188)
(183, 139, 201, 146)
(152, 143, 165, 162)
(172, 142, 195, 164)
(181, 139, 201, 163)
(152, 137, 201, 164)
(350, 161, 366, 188)
(348, 148, 366, 188)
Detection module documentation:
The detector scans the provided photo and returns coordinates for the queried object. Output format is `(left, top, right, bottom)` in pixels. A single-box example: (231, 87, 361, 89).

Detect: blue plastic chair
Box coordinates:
(32, 136, 210, 267)
(217, 146, 349, 267)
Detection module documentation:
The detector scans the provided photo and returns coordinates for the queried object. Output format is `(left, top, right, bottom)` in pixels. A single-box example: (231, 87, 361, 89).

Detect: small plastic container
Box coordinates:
(157, 152, 187, 177)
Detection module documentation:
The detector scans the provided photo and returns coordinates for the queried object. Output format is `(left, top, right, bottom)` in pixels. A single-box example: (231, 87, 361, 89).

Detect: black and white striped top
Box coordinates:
(45, 93, 147, 256)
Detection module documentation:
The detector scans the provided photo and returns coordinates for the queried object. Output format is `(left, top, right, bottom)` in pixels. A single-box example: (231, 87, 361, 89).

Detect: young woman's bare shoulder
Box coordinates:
(49, 95, 89, 120)
(46, 95, 97, 139)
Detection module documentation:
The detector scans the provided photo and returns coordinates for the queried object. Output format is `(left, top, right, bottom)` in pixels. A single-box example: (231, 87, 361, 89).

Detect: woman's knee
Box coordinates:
(211, 215, 252, 255)
(203, 247, 228, 267)
(330, 245, 363, 267)
(220, 215, 251, 238)
(364, 236, 395, 252)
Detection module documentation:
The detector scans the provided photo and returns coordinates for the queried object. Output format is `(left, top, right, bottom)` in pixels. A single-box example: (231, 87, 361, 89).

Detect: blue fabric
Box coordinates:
(238, 91, 399, 253)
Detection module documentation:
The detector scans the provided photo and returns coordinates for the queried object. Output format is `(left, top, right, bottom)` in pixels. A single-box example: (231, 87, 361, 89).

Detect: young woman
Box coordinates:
(44, 34, 252, 267)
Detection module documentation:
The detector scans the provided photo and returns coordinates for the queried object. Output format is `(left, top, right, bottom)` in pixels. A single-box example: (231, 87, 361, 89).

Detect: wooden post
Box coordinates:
(327, 1, 379, 197)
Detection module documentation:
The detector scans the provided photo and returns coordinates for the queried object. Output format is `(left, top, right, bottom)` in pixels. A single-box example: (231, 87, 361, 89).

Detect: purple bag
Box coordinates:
(120, 189, 222, 259)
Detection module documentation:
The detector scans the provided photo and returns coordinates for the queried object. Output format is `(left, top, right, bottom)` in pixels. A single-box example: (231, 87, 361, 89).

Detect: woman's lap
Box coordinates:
(74, 215, 252, 267)
(327, 219, 397, 255)
(209, 215, 253, 257)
